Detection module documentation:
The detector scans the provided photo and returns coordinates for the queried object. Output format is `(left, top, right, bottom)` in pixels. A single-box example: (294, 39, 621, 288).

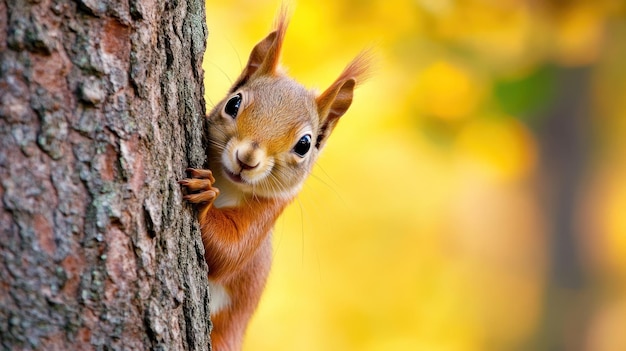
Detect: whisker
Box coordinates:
(206, 94, 216, 110)
(207, 138, 226, 148)
(223, 36, 243, 73)
(309, 167, 347, 206)
(294, 196, 306, 266)
(269, 166, 293, 195)
(206, 60, 234, 86)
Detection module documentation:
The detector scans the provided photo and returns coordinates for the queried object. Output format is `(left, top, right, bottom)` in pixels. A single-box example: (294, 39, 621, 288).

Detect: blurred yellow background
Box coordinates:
(202, 1, 626, 350)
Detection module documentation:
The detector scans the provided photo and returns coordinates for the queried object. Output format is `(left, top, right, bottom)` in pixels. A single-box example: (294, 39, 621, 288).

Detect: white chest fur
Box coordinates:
(213, 191, 240, 209)
(208, 280, 231, 314)
(212, 174, 243, 209)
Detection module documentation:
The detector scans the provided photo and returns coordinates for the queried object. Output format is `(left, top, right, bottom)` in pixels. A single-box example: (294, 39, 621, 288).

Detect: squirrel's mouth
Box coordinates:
(224, 168, 245, 184)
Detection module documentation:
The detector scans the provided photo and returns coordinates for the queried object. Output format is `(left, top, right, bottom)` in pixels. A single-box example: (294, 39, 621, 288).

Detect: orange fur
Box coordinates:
(180, 8, 369, 351)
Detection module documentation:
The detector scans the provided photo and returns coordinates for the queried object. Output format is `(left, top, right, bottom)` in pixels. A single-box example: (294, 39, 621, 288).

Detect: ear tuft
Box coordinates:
(314, 52, 372, 149)
(333, 50, 373, 88)
(262, 4, 289, 75)
(230, 6, 290, 92)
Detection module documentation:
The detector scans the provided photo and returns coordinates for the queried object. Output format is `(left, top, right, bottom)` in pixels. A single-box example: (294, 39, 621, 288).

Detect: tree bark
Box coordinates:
(0, 0, 211, 350)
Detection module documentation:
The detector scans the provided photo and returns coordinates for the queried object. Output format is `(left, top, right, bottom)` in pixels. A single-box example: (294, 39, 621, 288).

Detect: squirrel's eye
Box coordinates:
(293, 134, 312, 157)
(224, 93, 242, 118)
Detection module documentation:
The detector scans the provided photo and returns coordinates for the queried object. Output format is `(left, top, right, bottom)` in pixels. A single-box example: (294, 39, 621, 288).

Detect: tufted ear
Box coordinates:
(315, 53, 370, 149)
(230, 9, 288, 92)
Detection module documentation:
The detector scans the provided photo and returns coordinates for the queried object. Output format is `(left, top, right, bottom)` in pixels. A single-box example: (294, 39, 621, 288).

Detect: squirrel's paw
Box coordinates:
(179, 168, 220, 205)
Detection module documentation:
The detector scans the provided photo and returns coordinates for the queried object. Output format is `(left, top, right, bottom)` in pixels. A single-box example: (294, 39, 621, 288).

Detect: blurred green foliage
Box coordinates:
(494, 65, 556, 123)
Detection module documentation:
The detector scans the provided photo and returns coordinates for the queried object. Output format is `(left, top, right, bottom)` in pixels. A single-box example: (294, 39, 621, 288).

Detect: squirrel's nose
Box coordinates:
(236, 150, 259, 171)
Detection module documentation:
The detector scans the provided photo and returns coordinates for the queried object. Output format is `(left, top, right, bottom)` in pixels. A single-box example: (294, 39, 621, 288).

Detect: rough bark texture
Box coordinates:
(0, 0, 211, 350)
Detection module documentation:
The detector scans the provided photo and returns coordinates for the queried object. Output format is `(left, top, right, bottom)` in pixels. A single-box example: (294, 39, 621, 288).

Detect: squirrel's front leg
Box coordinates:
(179, 167, 226, 274)
(180, 168, 286, 282)
(179, 168, 255, 281)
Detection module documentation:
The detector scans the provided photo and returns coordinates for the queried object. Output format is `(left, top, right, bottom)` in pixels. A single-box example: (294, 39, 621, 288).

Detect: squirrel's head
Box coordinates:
(207, 11, 369, 200)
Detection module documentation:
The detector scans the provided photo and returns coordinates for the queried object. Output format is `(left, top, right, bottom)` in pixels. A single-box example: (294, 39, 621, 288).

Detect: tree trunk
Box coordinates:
(0, 0, 212, 350)
(529, 66, 592, 351)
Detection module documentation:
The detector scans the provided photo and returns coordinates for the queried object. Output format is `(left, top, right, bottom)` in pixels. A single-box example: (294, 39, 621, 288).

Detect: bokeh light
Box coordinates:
(202, 1, 626, 350)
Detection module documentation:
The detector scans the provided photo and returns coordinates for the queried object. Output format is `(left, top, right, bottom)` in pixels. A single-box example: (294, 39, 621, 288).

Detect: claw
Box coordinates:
(184, 190, 218, 204)
(179, 178, 213, 192)
(185, 168, 215, 183)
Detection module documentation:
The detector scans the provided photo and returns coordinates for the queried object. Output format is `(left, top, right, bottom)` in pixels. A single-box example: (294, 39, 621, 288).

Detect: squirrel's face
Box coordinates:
(205, 12, 367, 200)
(208, 76, 320, 199)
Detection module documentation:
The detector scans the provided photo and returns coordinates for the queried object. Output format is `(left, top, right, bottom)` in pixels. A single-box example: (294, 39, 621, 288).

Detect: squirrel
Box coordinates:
(179, 8, 368, 351)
